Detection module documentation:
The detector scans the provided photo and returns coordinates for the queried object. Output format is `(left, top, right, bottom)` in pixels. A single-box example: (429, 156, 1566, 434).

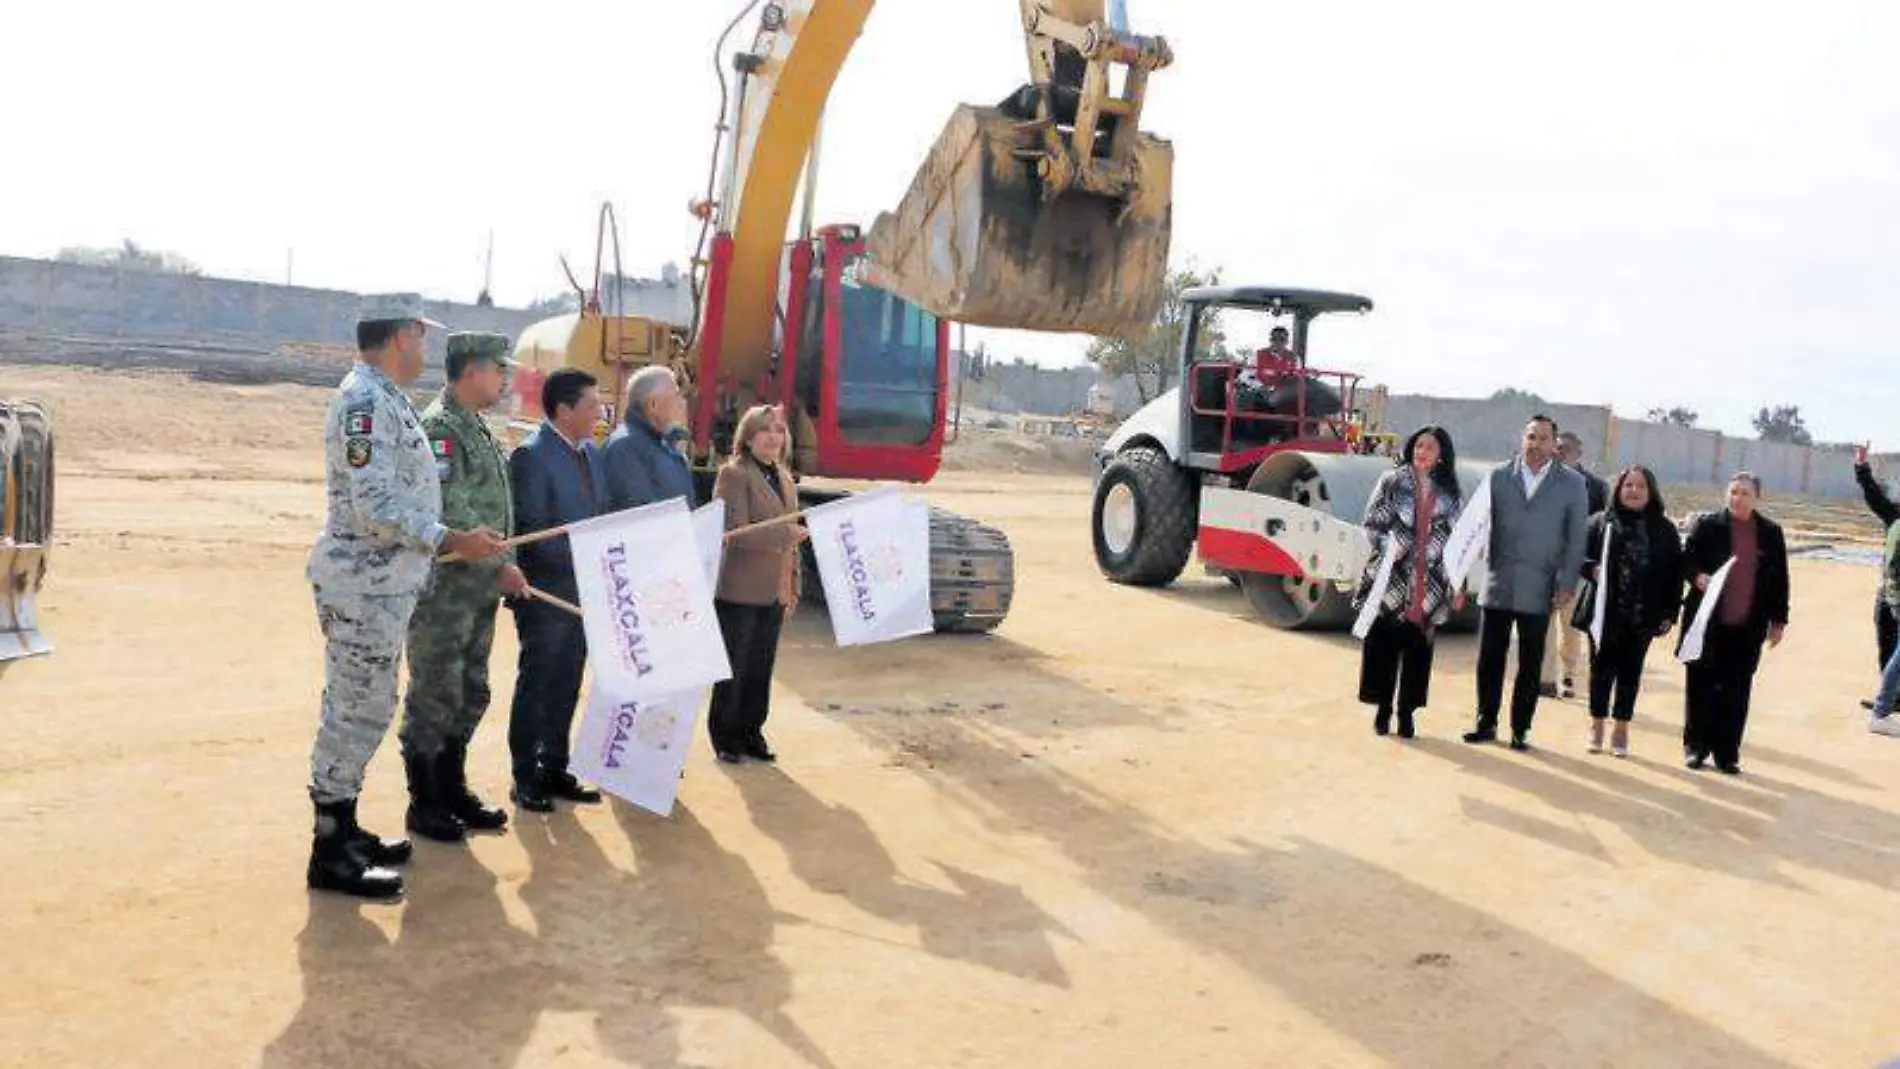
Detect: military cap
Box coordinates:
(357, 292, 447, 329)
(445, 331, 515, 369)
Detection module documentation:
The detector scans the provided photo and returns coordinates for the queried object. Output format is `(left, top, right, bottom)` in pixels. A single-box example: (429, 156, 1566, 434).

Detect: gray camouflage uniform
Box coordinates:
(307, 347, 448, 806)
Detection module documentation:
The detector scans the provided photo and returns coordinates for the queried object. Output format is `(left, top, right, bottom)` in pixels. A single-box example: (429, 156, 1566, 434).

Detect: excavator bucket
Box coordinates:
(864, 103, 1172, 337)
(1, 399, 54, 664)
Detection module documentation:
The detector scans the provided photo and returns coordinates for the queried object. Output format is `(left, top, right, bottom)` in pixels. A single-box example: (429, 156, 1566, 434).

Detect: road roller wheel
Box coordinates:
(1091, 446, 1195, 586)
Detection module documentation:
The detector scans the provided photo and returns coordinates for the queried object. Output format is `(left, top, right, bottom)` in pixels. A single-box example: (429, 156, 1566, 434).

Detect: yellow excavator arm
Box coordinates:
(704, 0, 1174, 388)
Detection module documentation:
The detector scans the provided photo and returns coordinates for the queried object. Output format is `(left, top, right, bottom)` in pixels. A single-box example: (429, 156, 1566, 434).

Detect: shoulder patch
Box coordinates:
(346, 437, 372, 468)
(345, 411, 373, 436)
(432, 436, 454, 458)
(436, 459, 453, 481)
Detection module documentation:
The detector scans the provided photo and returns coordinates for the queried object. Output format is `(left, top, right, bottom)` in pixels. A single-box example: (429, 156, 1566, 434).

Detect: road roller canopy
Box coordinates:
(1182, 287, 1374, 317)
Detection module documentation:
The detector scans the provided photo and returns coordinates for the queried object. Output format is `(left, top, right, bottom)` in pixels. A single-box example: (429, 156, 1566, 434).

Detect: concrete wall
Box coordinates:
(1380, 388, 1886, 502)
(1382, 396, 1613, 469)
(0, 255, 544, 367)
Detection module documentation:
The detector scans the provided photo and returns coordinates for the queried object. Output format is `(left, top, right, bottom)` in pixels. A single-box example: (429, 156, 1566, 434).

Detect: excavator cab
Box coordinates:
(785, 225, 949, 483)
(865, 0, 1174, 336)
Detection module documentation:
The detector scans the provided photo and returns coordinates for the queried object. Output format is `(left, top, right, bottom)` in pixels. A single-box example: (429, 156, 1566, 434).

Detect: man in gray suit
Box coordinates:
(1464, 415, 1590, 750)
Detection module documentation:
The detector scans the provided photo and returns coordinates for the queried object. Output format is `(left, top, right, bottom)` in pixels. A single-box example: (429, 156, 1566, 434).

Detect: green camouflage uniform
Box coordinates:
(399, 333, 517, 762)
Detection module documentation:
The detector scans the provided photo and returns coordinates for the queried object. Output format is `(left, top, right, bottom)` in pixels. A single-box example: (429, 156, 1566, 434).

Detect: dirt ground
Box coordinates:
(4, 367, 1899, 1068)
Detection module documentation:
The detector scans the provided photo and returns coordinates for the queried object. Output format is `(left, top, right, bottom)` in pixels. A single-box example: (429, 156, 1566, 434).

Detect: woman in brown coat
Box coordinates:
(709, 404, 805, 764)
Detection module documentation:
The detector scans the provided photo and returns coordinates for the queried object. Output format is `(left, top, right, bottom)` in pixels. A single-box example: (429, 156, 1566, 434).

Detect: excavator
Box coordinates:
(0, 398, 54, 667)
(506, 0, 1175, 634)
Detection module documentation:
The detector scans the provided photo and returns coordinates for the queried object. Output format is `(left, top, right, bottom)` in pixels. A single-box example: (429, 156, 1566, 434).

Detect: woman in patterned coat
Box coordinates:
(1353, 426, 1466, 738)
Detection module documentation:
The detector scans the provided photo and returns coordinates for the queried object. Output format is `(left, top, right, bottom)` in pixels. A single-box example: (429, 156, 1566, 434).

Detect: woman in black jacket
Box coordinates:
(1353, 426, 1464, 739)
(1579, 466, 1684, 757)
(1678, 471, 1791, 775)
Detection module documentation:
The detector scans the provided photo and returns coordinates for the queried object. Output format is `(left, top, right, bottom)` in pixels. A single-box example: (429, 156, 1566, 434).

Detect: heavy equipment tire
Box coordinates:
(1091, 445, 1195, 587)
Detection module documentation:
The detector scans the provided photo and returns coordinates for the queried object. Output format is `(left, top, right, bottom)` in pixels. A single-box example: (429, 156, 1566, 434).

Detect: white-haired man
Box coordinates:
(601, 364, 698, 512)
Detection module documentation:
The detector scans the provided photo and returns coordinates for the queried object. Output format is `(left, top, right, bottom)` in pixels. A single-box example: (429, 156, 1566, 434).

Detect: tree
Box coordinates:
(56, 238, 201, 276)
(1645, 405, 1699, 427)
(1489, 387, 1548, 411)
(1085, 266, 1223, 403)
(1752, 404, 1813, 445)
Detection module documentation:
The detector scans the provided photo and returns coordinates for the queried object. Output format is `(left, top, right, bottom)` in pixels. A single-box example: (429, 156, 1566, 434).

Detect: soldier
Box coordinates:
(306, 294, 506, 901)
(398, 332, 529, 842)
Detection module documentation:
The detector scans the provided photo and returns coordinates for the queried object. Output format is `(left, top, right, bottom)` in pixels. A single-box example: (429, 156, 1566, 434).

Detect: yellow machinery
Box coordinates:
(510, 0, 1176, 633)
(0, 399, 54, 665)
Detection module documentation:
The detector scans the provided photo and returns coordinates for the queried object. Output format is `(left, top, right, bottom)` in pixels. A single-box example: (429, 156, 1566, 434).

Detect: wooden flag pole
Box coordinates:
(441, 507, 808, 563)
(438, 523, 576, 563)
(523, 584, 584, 618)
(722, 509, 807, 542)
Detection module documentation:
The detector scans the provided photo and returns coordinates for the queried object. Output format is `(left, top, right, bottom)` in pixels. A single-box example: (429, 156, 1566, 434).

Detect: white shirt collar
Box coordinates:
(1521, 456, 1552, 498)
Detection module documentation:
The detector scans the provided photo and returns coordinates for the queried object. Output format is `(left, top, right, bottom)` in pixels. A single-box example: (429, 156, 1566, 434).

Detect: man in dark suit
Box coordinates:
(1465, 415, 1590, 751)
(602, 365, 698, 511)
(507, 367, 606, 812)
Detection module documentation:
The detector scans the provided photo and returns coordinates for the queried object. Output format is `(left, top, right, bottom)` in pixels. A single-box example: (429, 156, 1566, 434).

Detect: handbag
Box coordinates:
(1570, 577, 1596, 631)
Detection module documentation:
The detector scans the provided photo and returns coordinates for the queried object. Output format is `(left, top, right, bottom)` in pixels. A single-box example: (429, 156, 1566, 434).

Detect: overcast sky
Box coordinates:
(2, 0, 1892, 442)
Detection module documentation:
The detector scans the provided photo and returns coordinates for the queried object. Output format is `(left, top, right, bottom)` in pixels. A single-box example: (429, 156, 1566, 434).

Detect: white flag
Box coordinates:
(1443, 474, 1492, 591)
(805, 487, 934, 647)
(571, 500, 728, 817)
(1676, 557, 1736, 664)
(1352, 535, 1399, 641)
(570, 684, 703, 816)
(569, 497, 731, 702)
(1588, 521, 1613, 649)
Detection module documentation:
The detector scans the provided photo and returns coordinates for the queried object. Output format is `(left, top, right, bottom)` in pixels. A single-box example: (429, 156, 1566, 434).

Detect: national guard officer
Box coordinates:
(398, 332, 528, 843)
(306, 294, 506, 901)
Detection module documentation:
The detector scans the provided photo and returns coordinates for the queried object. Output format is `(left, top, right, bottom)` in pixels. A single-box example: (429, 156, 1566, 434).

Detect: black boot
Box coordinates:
(546, 767, 602, 805)
(307, 798, 404, 901)
(404, 751, 468, 844)
(441, 742, 507, 832)
(1373, 703, 1393, 736)
(1396, 707, 1416, 740)
(511, 769, 556, 813)
(347, 817, 414, 867)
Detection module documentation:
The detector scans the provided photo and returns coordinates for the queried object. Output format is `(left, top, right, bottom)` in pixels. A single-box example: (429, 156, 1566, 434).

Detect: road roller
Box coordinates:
(1087, 285, 1485, 631)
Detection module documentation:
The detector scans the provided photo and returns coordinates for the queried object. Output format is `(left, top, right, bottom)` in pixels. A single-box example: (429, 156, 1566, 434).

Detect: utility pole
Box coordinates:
(476, 230, 495, 307)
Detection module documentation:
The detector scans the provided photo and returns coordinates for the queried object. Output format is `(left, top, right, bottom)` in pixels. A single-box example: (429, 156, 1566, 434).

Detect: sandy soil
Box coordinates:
(3, 368, 1899, 1068)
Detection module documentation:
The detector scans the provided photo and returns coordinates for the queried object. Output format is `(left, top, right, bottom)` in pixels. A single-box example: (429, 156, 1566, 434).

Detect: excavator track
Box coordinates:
(925, 506, 1014, 634)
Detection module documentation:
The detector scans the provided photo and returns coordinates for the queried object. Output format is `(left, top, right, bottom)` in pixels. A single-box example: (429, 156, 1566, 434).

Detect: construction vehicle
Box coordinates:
(1089, 287, 1488, 630)
(0, 399, 54, 666)
(508, 0, 1176, 634)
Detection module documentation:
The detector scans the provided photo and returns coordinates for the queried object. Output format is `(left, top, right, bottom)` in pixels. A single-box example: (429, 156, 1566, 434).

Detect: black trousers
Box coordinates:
(508, 600, 588, 782)
(709, 599, 786, 753)
(1358, 614, 1435, 714)
(1588, 626, 1654, 722)
(1683, 621, 1765, 766)
(1876, 598, 1897, 672)
(1475, 609, 1552, 736)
